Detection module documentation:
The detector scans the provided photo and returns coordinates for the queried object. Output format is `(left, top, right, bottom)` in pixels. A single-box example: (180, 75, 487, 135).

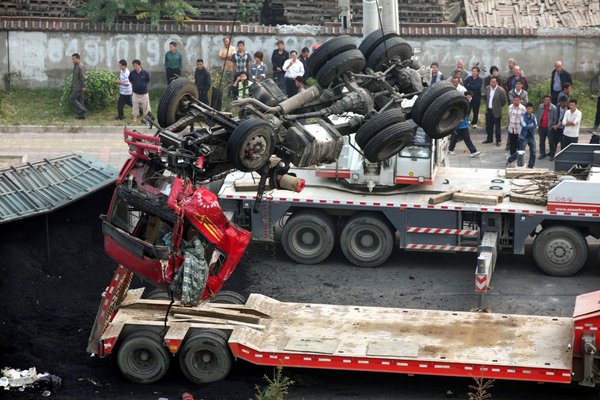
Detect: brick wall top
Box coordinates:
(0, 16, 561, 38)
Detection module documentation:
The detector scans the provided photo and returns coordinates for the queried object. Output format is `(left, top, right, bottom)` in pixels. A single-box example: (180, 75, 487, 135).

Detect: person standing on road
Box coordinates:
(70, 53, 87, 120)
(505, 95, 526, 166)
(536, 95, 558, 160)
(218, 37, 236, 95)
(448, 91, 480, 157)
(114, 59, 132, 121)
(251, 51, 268, 84)
(299, 47, 310, 80)
(430, 62, 444, 85)
(282, 50, 304, 97)
(484, 65, 501, 88)
(463, 66, 483, 128)
(483, 76, 507, 146)
(271, 39, 289, 93)
(128, 59, 151, 123)
(551, 61, 573, 104)
(164, 41, 182, 84)
(517, 103, 538, 168)
(561, 99, 582, 148)
(551, 97, 569, 158)
(194, 59, 211, 104)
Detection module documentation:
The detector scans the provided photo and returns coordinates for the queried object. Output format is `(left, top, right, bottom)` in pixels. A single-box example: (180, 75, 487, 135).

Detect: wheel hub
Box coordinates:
(547, 239, 574, 264)
(245, 136, 267, 160)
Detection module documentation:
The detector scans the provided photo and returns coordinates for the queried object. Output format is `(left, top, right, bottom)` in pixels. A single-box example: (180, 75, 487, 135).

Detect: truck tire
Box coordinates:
(533, 226, 588, 276)
(355, 108, 406, 149)
(340, 214, 394, 268)
(117, 330, 170, 384)
(410, 81, 455, 125)
(316, 49, 366, 88)
(282, 211, 335, 265)
(358, 28, 399, 61)
(365, 37, 413, 72)
(210, 290, 246, 305)
(226, 118, 275, 172)
(179, 329, 232, 384)
(158, 78, 199, 131)
(420, 90, 469, 139)
(308, 35, 357, 76)
(362, 121, 415, 162)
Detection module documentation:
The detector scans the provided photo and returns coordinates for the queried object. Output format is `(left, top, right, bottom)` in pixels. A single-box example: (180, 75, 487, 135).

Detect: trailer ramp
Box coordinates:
(0, 154, 118, 223)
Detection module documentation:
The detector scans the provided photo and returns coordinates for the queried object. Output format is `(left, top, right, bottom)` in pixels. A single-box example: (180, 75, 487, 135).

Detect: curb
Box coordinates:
(0, 125, 150, 134)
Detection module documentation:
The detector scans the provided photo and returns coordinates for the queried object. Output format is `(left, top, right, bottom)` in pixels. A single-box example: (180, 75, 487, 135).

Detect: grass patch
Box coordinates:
(0, 87, 164, 126)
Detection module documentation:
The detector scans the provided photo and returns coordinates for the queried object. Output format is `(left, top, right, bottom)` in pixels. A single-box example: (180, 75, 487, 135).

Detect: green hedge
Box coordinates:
(61, 69, 119, 113)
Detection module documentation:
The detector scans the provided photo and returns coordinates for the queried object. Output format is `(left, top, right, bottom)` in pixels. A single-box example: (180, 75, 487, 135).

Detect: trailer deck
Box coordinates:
(229, 294, 574, 383)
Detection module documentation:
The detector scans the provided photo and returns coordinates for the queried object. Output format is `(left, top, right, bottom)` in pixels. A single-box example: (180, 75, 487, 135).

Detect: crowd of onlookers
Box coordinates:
(434, 57, 599, 168)
(68, 38, 600, 170)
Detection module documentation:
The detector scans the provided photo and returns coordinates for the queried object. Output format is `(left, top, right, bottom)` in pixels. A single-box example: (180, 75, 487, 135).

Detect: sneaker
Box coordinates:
(470, 151, 481, 157)
(448, 150, 456, 155)
(472, 124, 478, 129)
(496, 142, 501, 147)
(538, 154, 546, 160)
(549, 156, 555, 161)
(481, 140, 492, 144)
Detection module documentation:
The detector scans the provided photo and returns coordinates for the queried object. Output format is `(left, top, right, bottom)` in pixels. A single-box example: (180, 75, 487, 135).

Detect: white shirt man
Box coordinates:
(282, 50, 305, 97)
(562, 100, 582, 144)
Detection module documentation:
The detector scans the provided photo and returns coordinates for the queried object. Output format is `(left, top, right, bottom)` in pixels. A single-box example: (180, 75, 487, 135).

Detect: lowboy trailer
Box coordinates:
(88, 265, 600, 387)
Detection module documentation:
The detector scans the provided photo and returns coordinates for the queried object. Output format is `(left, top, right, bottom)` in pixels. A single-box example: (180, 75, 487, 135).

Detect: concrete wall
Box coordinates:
(0, 32, 8, 90)
(1, 30, 599, 89)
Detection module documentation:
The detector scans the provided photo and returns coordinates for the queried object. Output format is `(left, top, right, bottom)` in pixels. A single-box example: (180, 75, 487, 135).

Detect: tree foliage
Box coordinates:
(80, 0, 199, 25)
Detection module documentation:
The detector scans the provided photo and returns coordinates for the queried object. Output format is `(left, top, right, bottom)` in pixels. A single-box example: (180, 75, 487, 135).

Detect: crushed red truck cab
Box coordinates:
(102, 132, 251, 301)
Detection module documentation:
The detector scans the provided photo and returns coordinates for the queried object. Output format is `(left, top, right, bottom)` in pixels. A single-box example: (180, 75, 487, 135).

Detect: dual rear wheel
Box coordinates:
(281, 211, 394, 268)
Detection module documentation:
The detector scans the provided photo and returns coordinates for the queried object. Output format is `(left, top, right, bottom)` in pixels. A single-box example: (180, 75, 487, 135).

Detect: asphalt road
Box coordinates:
(222, 238, 600, 400)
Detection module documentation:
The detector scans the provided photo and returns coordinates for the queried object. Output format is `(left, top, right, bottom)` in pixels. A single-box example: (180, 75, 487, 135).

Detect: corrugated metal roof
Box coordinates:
(0, 154, 118, 223)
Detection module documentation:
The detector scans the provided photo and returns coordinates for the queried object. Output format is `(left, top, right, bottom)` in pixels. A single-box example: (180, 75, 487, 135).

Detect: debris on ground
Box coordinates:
(1, 367, 61, 394)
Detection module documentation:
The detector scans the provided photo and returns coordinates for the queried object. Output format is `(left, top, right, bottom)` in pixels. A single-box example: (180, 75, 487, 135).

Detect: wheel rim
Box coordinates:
(190, 349, 219, 374)
(349, 226, 383, 259)
(290, 224, 325, 257)
(546, 238, 575, 265)
(128, 347, 160, 377)
(436, 105, 463, 133)
(377, 135, 412, 160)
(174, 93, 195, 120)
(237, 128, 272, 170)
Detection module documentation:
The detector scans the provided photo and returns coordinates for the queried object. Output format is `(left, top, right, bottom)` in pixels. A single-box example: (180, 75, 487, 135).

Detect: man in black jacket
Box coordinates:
(550, 61, 573, 105)
(271, 39, 289, 93)
(194, 59, 211, 104)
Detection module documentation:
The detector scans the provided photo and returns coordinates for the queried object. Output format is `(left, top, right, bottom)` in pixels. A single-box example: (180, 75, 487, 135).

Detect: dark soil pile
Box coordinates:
(0, 187, 261, 399)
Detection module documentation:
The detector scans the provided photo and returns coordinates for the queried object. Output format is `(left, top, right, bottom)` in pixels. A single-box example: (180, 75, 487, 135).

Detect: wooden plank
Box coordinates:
(459, 190, 504, 203)
(509, 193, 547, 206)
(505, 168, 550, 178)
(453, 192, 499, 205)
(428, 189, 459, 205)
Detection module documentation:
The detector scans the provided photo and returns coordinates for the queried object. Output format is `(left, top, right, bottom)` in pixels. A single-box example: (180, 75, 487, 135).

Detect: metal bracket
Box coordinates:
(475, 231, 498, 309)
(580, 333, 597, 387)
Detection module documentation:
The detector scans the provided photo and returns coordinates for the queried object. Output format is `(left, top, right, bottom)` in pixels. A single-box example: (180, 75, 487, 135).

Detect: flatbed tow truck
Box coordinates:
(88, 265, 600, 387)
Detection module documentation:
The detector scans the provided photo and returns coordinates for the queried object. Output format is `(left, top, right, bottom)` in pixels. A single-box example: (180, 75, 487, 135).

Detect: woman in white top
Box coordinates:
(282, 50, 305, 97)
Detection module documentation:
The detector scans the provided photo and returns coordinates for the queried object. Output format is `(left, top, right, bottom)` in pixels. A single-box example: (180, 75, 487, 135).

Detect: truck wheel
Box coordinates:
(340, 214, 394, 268)
(210, 290, 246, 305)
(355, 109, 406, 149)
(308, 35, 357, 76)
(226, 118, 275, 172)
(157, 78, 199, 131)
(365, 37, 413, 72)
(362, 121, 415, 162)
(420, 90, 469, 139)
(282, 211, 335, 264)
(316, 49, 366, 88)
(358, 28, 399, 61)
(410, 80, 455, 125)
(179, 330, 232, 384)
(117, 330, 170, 384)
(533, 226, 588, 276)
